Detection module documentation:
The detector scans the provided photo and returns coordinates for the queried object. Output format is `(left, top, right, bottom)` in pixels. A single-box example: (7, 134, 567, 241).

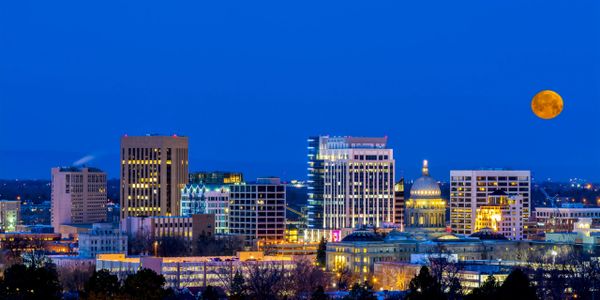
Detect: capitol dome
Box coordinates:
(409, 160, 441, 199)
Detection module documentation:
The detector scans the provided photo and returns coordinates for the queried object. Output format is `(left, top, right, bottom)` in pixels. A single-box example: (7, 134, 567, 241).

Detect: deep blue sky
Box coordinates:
(1, 1, 599, 182)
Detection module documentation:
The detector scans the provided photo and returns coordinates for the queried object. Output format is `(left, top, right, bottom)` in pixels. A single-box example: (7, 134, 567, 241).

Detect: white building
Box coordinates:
(450, 170, 530, 236)
(229, 178, 286, 245)
(96, 252, 294, 290)
(535, 205, 600, 232)
(78, 223, 127, 258)
(0, 200, 20, 232)
(51, 167, 108, 233)
(319, 136, 394, 229)
(181, 184, 230, 234)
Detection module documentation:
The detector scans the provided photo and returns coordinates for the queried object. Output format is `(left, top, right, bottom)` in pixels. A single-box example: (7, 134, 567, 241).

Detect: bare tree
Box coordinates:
(333, 264, 354, 290)
(242, 260, 290, 300)
(288, 256, 330, 299)
(58, 263, 95, 293)
(427, 243, 464, 300)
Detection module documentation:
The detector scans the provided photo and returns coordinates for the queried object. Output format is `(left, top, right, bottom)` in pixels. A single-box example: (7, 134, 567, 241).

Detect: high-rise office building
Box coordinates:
(180, 184, 230, 234)
(0, 200, 20, 232)
(450, 170, 531, 235)
(394, 179, 405, 228)
(189, 171, 243, 185)
(307, 136, 324, 229)
(51, 167, 107, 232)
(309, 136, 394, 229)
(120, 135, 189, 219)
(229, 177, 286, 245)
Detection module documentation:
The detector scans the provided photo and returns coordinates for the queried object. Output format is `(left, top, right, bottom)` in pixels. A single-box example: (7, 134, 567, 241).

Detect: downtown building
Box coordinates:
(120, 135, 188, 219)
(307, 136, 395, 230)
(474, 190, 524, 240)
(0, 200, 20, 232)
(180, 184, 230, 234)
(51, 167, 108, 233)
(450, 170, 531, 236)
(229, 177, 286, 245)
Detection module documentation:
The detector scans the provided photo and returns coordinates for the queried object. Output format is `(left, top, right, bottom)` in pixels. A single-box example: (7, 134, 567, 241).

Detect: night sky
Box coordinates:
(1, 1, 599, 182)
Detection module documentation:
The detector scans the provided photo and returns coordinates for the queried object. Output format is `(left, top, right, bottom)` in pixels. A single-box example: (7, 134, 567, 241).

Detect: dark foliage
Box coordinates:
(498, 268, 538, 300)
(0, 263, 62, 300)
(405, 266, 446, 300)
(81, 269, 120, 300)
(310, 285, 329, 300)
(121, 268, 168, 300)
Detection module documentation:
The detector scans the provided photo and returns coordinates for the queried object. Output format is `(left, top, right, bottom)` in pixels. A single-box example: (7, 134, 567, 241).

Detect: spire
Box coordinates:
(422, 160, 429, 176)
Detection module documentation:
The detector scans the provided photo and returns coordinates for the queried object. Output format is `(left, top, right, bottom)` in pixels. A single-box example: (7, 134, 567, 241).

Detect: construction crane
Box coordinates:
(540, 186, 562, 231)
(286, 205, 306, 218)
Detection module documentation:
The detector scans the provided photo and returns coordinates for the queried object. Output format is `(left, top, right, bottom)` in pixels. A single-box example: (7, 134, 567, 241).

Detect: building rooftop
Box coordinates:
(341, 229, 384, 242)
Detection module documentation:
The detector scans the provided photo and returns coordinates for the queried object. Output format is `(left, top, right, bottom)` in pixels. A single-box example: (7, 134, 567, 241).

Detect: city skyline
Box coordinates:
(1, 1, 599, 182)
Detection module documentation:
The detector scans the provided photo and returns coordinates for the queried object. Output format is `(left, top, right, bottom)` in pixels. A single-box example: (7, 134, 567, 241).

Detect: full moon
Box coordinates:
(531, 90, 563, 119)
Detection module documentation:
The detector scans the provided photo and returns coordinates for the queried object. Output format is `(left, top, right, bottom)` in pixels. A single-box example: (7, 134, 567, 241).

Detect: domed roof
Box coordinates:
(470, 228, 508, 240)
(341, 229, 384, 242)
(384, 229, 415, 242)
(409, 160, 441, 199)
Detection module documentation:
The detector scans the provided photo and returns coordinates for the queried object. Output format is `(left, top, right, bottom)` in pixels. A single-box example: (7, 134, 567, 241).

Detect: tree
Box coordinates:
(465, 275, 499, 300)
(243, 261, 288, 300)
(81, 269, 121, 300)
(405, 266, 445, 300)
(121, 268, 168, 300)
(229, 270, 247, 300)
(334, 265, 354, 291)
(498, 268, 537, 300)
(311, 285, 329, 300)
(316, 237, 327, 268)
(427, 244, 463, 300)
(58, 264, 95, 294)
(201, 285, 220, 300)
(195, 234, 244, 256)
(0, 263, 62, 300)
(289, 256, 330, 299)
(344, 281, 377, 300)
(157, 236, 189, 257)
(128, 231, 153, 255)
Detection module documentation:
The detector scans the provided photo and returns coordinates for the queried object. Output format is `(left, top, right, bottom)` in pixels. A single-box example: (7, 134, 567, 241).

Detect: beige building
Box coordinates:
(51, 167, 107, 232)
(120, 135, 189, 219)
(0, 200, 20, 232)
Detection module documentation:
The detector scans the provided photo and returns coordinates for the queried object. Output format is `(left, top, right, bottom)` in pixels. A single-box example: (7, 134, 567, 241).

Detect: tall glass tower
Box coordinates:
(307, 136, 324, 229)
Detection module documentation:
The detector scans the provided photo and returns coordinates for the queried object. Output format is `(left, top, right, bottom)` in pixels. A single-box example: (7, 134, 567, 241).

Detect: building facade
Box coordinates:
(474, 191, 524, 240)
(78, 223, 127, 258)
(189, 171, 243, 185)
(405, 161, 446, 232)
(450, 170, 531, 235)
(0, 200, 20, 232)
(122, 214, 215, 245)
(51, 167, 107, 232)
(535, 205, 600, 232)
(180, 184, 230, 234)
(307, 136, 325, 229)
(309, 136, 394, 229)
(96, 252, 294, 290)
(229, 178, 286, 245)
(120, 135, 189, 219)
(394, 179, 405, 228)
